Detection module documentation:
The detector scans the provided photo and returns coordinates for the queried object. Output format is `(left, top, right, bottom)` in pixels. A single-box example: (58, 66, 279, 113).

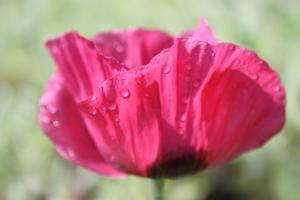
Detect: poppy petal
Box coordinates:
(79, 38, 214, 177)
(183, 18, 218, 45)
(79, 69, 163, 176)
(196, 43, 286, 165)
(93, 28, 173, 67)
(142, 39, 215, 160)
(39, 73, 125, 177)
(136, 38, 285, 171)
(46, 31, 127, 102)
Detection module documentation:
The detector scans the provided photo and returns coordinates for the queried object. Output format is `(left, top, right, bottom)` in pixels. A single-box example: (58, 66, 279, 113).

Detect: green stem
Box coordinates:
(153, 179, 165, 200)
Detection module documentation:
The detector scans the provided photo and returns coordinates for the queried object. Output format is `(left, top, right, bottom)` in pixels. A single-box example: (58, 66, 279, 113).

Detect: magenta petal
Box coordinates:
(197, 43, 286, 165)
(143, 39, 215, 157)
(80, 39, 214, 178)
(183, 18, 218, 45)
(93, 28, 173, 67)
(136, 38, 285, 173)
(39, 73, 125, 177)
(46, 31, 127, 102)
(79, 69, 163, 176)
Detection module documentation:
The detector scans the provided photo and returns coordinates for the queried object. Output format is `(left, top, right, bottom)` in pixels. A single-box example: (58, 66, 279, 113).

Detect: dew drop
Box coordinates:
(273, 85, 281, 92)
(66, 148, 76, 158)
(211, 52, 215, 57)
(178, 128, 184, 135)
(114, 117, 120, 123)
(90, 96, 97, 102)
(47, 105, 57, 114)
(53, 120, 61, 127)
(141, 70, 146, 76)
(90, 108, 97, 115)
(101, 105, 107, 111)
(251, 74, 258, 80)
(163, 65, 171, 74)
(107, 102, 117, 111)
(180, 114, 187, 122)
(120, 88, 130, 99)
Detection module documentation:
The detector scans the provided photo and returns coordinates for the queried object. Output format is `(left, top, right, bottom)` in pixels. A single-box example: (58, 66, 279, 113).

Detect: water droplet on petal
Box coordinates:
(178, 128, 184, 135)
(91, 108, 97, 115)
(180, 114, 187, 122)
(211, 52, 215, 57)
(66, 148, 76, 158)
(107, 102, 117, 111)
(53, 120, 61, 127)
(251, 74, 258, 80)
(101, 105, 107, 111)
(163, 65, 171, 74)
(141, 70, 146, 76)
(273, 85, 281, 92)
(47, 105, 57, 114)
(90, 96, 97, 102)
(120, 88, 130, 99)
(114, 117, 120, 123)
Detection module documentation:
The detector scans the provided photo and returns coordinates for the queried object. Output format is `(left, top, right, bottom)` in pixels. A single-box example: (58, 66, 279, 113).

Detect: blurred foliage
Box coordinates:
(0, 0, 300, 199)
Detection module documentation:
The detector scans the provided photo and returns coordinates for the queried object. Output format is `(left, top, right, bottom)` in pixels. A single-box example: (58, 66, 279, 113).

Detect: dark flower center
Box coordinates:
(147, 154, 207, 178)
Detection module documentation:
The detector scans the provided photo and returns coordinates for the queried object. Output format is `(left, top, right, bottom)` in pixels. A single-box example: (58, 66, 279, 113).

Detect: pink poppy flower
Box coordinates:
(39, 18, 286, 178)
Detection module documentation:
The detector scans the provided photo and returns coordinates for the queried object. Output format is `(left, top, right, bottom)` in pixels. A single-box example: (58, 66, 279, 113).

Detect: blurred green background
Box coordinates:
(0, 0, 300, 199)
